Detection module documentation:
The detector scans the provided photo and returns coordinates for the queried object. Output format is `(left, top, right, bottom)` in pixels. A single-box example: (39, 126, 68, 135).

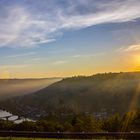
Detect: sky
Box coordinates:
(0, 0, 140, 78)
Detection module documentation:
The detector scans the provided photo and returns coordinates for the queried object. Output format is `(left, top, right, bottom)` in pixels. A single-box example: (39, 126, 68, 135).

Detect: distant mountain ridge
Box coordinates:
(1, 72, 140, 118)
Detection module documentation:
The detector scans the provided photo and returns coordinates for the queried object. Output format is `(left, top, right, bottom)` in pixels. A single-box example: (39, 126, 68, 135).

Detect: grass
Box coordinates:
(0, 138, 87, 140)
(0, 138, 60, 140)
(0, 138, 112, 140)
(0, 138, 124, 140)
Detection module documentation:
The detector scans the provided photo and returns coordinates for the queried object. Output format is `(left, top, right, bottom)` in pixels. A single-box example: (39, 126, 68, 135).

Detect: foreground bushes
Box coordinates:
(1, 110, 140, 132)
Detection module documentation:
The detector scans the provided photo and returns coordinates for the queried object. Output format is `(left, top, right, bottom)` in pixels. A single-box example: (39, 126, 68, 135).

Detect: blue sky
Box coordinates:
(0, 0, 140, 78)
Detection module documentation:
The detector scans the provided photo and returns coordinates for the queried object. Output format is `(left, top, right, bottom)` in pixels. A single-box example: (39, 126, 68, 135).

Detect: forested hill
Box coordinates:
(1, 72, 140, 118)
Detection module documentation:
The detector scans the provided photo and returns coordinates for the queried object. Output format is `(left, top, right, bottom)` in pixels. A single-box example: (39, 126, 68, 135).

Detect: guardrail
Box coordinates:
(0, 131, 140, 139)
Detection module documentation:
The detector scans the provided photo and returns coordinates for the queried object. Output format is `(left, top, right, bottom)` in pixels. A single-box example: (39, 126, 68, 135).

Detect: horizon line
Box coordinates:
(1, 71, 140, 80)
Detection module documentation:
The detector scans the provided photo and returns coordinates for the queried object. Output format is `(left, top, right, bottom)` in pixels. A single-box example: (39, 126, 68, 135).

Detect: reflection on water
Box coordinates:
(0, 110, 34, 123)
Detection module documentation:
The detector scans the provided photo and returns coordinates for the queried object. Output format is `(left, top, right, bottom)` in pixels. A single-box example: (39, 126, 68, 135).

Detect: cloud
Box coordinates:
(0, 0, 140, 48)
(73, 54, 88, 58)
(53, 60, 68, 65)
(24, 58, 41, 63)
(0, 64, 30, 69)
(0, 6, 57, 48)
(6, 52, 36, 58)
(72, 52, 106, 58)
(118, 44, 140, 52)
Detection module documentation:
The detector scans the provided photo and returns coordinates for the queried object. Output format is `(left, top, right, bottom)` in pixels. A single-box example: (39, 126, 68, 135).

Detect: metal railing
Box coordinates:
(0, 131, 140, 139)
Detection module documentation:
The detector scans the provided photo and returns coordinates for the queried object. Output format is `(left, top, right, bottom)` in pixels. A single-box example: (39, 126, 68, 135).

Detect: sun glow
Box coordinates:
(0, 71, 10, 79)
(133, 55, 140, 68)
(135, 55, 140, 63)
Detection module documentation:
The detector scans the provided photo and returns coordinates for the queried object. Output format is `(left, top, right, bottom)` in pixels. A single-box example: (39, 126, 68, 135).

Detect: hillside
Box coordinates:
(0, 78, 61, 100)
(1, 72, 140, 118)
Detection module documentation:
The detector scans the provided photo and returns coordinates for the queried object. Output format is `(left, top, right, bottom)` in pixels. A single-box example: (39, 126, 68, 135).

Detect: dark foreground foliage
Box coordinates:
(1, 109, 140, 132)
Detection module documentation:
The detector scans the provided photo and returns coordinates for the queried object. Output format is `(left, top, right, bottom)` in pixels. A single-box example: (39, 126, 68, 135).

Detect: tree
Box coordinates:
(131, 110, 140, 131)
(72, 115, 99, 132)
(121, 112, 134, 132)
(0, 119, 13, 130)
(101, 114, 121, 132)
(12, 121, 40, 131)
